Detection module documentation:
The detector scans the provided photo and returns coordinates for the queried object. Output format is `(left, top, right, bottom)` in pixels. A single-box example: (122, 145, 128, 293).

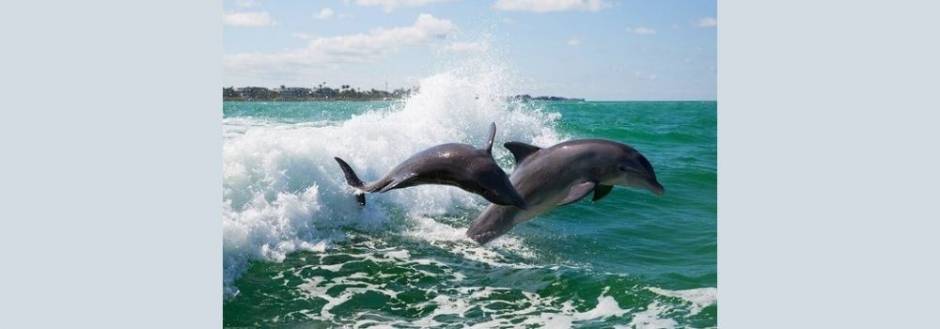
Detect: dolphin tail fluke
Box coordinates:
(334, 157, 367, 206)
(355, 193, 366, 207)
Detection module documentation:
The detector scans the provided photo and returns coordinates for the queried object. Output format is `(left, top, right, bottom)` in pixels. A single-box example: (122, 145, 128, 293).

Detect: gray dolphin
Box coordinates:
(334, 123, 527, 209)
(466, 139, 663, 244)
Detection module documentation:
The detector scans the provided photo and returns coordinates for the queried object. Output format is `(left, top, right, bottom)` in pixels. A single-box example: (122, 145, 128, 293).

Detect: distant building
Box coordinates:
(313, 87, 338, 98)
(510, 94, 585, 102)
(237, 87, 275, 100)
(223, 87, 239, 98)
(280, 87, 312, 99)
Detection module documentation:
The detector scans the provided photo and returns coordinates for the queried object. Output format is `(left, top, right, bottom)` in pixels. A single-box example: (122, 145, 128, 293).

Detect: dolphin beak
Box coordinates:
(510, 193, 528, 210)
(649, 180, 665, 196)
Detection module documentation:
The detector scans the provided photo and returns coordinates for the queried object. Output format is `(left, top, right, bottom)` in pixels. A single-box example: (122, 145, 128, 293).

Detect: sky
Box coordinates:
(224, 0, 716, 100)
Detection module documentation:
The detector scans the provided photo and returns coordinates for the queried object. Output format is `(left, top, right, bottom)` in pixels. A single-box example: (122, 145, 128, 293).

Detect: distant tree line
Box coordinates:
(510, 94, 585, 102)
(223, 84, 584, 102)
(223, 83, 416, 101)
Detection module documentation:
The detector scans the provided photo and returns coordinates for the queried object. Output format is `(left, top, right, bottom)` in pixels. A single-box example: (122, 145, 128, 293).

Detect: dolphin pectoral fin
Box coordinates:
(504, 142, 541, 165)
(558, 181, 597, 206)
(593, 184, 613, 202)
(377, 172, 418, 193)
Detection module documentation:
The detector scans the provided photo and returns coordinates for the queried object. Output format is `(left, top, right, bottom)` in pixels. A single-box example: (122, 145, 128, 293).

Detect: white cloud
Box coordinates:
(316, 8, 335, 20)
(225, 14, 456, 76)
(443, 41, 489, 53)
(698, 17, 717, 28)
(626, 26, 656, 35)
(567, 38, 581, 46)
(493, 0, 607, 13)
(224, 11, 274, 27)
(354, 0, 453, 12)
(235, 0, 260, 8)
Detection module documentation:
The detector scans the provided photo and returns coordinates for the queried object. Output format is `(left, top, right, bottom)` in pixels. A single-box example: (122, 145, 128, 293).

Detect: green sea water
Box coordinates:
(222, 99, 716, 328)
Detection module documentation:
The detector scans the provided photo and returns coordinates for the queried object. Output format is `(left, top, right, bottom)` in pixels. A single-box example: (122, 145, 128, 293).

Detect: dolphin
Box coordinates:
(334, 123, 527, 209)
(466, 139, 663, 244)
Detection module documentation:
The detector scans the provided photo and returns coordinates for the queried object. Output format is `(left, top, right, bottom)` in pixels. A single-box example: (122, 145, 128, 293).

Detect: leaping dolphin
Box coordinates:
(466, 139, 663, 244)
(334, 123, 528, 209)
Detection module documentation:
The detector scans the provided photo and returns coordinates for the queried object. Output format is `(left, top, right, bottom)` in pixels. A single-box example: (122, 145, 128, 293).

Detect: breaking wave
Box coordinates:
(222, 61, 563, 297)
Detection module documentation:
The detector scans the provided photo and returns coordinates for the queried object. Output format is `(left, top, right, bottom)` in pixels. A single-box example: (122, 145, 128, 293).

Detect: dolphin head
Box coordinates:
(604, 146, 664, 196)
(469, 154, 528, 209)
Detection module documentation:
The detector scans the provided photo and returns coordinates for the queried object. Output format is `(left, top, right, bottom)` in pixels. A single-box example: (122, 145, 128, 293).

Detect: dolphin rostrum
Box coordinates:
(334, 123, 527, 209)
(466, 139, 663, 244)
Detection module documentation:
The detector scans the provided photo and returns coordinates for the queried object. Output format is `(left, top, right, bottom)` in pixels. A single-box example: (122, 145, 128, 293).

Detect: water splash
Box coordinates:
(222, 61, 563, 296)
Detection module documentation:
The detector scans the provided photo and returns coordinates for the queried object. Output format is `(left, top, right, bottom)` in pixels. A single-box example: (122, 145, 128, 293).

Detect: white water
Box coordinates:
(253, 234, 714, 328)
(648, 287, 718, 316)
(222, 62, 563, 296)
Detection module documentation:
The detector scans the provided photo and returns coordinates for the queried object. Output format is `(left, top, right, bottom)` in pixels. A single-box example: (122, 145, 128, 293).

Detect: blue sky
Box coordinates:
(224, 0, 716, 100)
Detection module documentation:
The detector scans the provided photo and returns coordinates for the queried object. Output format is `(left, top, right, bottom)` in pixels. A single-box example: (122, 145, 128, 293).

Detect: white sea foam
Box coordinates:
(604, 287, 717, 329)
(290, 243, 466, 324)
(297, 272, 400, 320)
(223, 61, 562, 296)
(279, 239, 635, 328)
(648, 287, 718, 316)
(618, 301, 678, 329)
(276, 235, 627, 328)
(402, 214, 538, 268)
(458, 287, 629, 329)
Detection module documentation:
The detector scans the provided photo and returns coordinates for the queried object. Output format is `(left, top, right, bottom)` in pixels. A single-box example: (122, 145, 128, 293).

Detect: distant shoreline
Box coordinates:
(223, 86, 413, 102)
(223, 97, 401, 102)
(221, 86, 716, 102)
(222, 98, 717, 102)
(221, 97, 587, 102)
(223, 86, 586, 102)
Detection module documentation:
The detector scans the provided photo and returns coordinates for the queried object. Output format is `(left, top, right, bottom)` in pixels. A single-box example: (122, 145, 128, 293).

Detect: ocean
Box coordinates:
(222, 69, 716, 328)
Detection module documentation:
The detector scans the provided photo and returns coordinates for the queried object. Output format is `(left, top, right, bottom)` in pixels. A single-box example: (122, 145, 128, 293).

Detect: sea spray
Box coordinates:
(222, 62, 562, 297)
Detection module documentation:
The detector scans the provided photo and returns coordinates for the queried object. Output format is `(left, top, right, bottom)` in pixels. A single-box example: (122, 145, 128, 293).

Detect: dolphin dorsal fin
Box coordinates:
(504, 141, 541, 165)
(483, 122, 496, 154)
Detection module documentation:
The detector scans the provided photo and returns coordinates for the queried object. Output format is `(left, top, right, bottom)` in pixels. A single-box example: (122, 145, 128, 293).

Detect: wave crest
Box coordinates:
(223, 63, 562, 296)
